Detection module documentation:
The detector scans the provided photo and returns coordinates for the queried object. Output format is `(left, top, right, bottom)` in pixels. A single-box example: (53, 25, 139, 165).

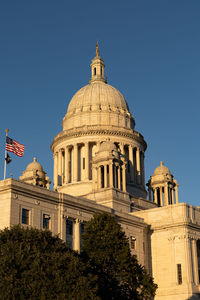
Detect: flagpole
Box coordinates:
(4, 129, 9, 180)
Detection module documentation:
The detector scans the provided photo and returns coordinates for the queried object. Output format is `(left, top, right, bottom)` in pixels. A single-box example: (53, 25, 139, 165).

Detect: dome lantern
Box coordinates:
(90, 42, 106, 83)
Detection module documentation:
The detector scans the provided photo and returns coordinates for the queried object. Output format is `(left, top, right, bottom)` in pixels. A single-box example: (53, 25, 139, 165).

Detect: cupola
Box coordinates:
(90, 42, 106, 83)
(20, 157, 51, 189)
(147, 161, 179, 206)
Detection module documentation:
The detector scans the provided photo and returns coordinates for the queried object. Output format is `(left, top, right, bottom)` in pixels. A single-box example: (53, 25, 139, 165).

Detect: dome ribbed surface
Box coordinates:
(67, 81, 129, 113)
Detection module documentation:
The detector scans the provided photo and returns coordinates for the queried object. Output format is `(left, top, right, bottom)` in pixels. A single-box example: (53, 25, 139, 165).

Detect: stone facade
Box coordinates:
(1, 46, 200, 299)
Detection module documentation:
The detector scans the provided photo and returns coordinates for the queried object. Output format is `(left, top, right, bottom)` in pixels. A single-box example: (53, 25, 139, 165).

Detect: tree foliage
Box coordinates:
(0, 225, 98, 300)
(81, 213, 157, 300)
(0, 214, 157, 300)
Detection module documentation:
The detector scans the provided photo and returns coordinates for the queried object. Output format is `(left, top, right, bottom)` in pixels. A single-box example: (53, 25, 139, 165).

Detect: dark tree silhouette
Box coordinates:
(0, 225, 98, 300)
(81, 213, 157, 300)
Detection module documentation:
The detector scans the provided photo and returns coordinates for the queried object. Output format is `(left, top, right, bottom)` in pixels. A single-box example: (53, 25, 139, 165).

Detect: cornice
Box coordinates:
(51, 126, 147, 151)
(150, 220, 200, 232)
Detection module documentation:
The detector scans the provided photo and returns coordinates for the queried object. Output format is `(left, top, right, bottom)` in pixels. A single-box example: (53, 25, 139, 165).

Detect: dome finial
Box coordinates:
(96, 41, 100, 57)
(90, 42, 106, 83)
(160, 161, 163, 167)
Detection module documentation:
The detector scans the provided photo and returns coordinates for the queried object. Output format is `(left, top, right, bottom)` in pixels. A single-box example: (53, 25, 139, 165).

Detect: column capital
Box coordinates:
(53, 152, 58, 158)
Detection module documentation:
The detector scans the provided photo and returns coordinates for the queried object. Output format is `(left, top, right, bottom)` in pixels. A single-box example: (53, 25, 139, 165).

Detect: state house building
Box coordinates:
(1, 46, 200, 300)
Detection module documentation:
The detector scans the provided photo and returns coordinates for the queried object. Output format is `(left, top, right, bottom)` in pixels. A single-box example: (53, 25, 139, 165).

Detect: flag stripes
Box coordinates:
(6, 137, 25, 157)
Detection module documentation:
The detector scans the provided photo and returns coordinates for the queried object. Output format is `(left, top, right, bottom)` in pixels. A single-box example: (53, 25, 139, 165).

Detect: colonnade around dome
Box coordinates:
(53, 140, 146, 200)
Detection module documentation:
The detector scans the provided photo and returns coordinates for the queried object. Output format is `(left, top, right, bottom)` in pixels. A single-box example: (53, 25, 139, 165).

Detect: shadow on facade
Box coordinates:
(188, 294, 200, 299)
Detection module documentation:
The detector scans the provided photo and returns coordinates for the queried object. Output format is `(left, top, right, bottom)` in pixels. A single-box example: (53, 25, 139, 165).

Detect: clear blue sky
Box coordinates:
(0, 1, 200, 206)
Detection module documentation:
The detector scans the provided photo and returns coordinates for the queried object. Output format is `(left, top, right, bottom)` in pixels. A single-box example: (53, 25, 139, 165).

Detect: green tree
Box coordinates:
(0, 225, 98, 300)
(81, 213, 157, 300)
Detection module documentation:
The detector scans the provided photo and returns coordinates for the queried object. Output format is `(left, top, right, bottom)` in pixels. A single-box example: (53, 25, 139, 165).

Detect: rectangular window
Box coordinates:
(83, 158, 85, 169)
(43, 214, 50, 229)
(130, 236, 136, 250)
(22, 208, 29, 225)
(177, 264, 182, 285)
(66, 219, 74, 249)
(80, 223, 86, 251)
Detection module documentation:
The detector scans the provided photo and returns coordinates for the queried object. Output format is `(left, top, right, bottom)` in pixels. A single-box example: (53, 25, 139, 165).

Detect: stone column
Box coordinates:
(112, 165, 115, 188)
(122, 164, 126, 192)
(73, 144, 78, 182)
(154, 188, 158, 204)
(175, 185, 179, 204)
(74, 219, 80, 253)
(104, 165, 108, 188)
(128, 145, 134, 182)
(120, 143, 125, 155)
(141, 151, 145, 186)
(109, 162, 113, 187)
(97, 167, 101, 189)
(61, 150, 65, 184)
(136, 148, 141, 185)
(171, 188, 174, 205)
(164, 183, 169, 206)
(133, 148, 137, 183)
(192, 239, 199, 285)
(65, 147, 69, 184)
(53, 152, 58, 189)
(58, 150, 62, 186)
(159, 187, 163, 206)
(185, 237, 193, 283)
(58, 150, 62, 176)
(85, 142, 89, 180)
(58, 193, 65, 240)
(97, 141, 101, 152)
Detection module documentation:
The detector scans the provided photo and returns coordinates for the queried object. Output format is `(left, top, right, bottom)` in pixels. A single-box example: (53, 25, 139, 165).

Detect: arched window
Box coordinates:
(94, 67, 96, 75)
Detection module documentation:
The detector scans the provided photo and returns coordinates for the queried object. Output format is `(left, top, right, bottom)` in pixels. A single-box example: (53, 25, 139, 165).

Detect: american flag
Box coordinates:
(6, 137, 25, 157)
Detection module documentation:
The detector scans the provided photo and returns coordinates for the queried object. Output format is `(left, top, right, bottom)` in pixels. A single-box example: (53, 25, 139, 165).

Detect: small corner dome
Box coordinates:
(26, 157, 44, 172)
(99, 140, 117, 152)
(153, 161, 171, 176)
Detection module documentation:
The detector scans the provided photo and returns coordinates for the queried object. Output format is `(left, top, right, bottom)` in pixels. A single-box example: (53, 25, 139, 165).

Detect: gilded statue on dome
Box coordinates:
(96, 42, 100, 57)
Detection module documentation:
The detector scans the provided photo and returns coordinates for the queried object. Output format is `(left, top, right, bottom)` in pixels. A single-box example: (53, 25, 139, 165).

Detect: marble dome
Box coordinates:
(153, 161, 171, 176)
(26, 157, 43, 172)
(67, 81, 129, 114)
(51, 45, 147, 200)
(62, 51, 134, 131)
